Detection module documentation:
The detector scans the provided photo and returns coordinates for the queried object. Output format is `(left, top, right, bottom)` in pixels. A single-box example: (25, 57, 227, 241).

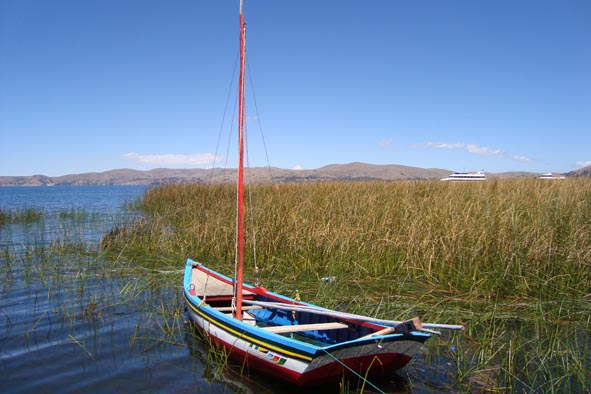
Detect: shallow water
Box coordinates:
(0, 186, 447, 393)
(0, 185, 147, 244)
(0, 186, 588, 393)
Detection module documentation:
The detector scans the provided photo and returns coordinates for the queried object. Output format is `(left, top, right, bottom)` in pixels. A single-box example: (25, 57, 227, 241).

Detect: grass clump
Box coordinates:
(0, 208, 43, 226)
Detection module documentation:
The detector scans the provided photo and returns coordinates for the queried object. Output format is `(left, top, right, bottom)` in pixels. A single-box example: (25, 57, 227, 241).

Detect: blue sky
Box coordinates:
(1, 0, 589, 177)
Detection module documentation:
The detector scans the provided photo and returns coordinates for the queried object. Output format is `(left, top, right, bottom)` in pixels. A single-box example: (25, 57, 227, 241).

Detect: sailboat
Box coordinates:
(183, 1, 462, 387)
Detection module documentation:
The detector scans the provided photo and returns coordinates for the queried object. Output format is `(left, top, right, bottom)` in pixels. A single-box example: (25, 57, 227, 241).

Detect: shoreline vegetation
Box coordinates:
(1, 162, 589, 186)
(99, 178, 590, 392)
(0, 208, 43, 225)
(3, 180, 588, 392)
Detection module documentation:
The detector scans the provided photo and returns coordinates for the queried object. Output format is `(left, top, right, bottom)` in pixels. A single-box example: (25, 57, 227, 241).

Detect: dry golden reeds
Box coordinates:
(113, 179, 591, 301)
(95, 179, 591, 392)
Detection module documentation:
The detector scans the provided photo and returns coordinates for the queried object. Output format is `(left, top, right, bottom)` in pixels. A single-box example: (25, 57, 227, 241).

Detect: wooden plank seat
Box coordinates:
(214, 305, 262, 312)
(261, 322, 348, 334)
(201, 294, 255, 302)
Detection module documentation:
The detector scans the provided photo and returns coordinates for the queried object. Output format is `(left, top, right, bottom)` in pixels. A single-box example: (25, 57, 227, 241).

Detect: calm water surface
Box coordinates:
(0, 186, 461, 393)
(0, 186, 148, 248)
(0, 185, 148, 212)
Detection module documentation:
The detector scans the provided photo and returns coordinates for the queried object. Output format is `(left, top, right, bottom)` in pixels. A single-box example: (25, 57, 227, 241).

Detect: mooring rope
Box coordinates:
(319, 348, 385, 394)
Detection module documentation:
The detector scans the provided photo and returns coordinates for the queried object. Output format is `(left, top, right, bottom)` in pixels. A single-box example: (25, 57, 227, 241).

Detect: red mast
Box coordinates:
(235, 0, 246, 320)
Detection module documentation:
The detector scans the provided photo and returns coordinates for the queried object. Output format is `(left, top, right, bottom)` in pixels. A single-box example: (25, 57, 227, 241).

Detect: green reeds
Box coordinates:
(0, 208, 43, 225)
(100, 178, 591, 392)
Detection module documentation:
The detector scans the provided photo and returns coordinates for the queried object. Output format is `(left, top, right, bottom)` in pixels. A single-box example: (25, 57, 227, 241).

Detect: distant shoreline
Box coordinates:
(0, 162, 586, 186)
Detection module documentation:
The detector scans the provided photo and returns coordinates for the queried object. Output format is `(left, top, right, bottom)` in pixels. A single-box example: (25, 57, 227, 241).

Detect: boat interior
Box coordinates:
(189, 265, 380, 345)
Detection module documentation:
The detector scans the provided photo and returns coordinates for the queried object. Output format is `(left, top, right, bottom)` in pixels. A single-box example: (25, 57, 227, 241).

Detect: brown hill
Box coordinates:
(565, 165, 591, 178)
(0, 163, 553, 186)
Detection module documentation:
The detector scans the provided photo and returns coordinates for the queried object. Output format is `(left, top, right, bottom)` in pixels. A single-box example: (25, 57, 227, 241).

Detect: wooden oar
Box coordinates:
(242, 300, 464, 331)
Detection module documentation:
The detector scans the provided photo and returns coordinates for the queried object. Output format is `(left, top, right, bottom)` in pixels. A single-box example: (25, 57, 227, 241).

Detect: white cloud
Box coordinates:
(418, 141, 532, 163)
(422, 142, 466, 149)
(293, 164, 303, 170)
(576, 160, 591, 168)
(465, 144, 503, 157)
(512, 155, 534, 163)
(123, 153, 221, 166)
(379, 138, 393, 148)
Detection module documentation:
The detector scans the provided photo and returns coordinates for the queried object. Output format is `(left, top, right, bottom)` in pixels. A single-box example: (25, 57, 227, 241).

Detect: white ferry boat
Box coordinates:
(441, 170, 486, 182)
(538, 172, 566, 180)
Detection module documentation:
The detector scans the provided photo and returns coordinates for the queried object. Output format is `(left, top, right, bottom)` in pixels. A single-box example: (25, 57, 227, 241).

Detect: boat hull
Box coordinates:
(184, 260, 429, 386)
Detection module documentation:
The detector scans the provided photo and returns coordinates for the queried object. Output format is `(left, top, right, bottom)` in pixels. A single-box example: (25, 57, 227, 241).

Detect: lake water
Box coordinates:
(1, 186, 193, 393)
(0, 186, 457, 393)
(0, 185, 148, 213)
(0, 186, 148, 248)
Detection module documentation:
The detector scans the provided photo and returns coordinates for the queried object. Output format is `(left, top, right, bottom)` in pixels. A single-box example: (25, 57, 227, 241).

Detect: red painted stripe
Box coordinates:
(203, 328, 412, 386)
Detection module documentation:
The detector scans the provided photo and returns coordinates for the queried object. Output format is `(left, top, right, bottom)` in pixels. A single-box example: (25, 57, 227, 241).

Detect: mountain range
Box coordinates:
(0, 163, 588, 186)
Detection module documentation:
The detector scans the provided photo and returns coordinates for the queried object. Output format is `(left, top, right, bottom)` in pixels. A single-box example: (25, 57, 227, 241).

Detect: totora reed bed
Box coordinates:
(99, 178, 591, 392)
